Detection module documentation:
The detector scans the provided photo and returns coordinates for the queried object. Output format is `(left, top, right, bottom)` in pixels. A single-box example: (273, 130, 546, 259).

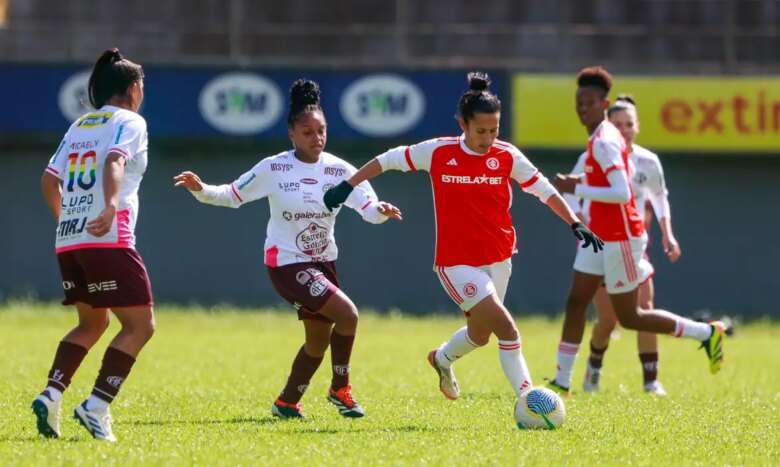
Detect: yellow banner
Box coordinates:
(512, 74, 780, 153)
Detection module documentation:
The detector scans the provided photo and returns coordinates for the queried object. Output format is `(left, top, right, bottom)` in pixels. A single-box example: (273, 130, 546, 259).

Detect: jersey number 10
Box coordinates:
(66, 151, 97, 192)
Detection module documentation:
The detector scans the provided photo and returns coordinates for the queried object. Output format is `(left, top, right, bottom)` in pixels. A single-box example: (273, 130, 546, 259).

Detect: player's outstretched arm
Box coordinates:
(545, 193, 604, 252)
(173, 170, 243, 208)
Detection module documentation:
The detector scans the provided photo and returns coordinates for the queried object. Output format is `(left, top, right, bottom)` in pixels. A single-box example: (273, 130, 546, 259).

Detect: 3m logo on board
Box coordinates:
(199, 73, 283, 135)
(340, 74, 425, 136)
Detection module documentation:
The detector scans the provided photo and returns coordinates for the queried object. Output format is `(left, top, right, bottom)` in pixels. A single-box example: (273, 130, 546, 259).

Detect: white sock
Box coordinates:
(498, 338, 532, 397)
(555, 341, 580, 389)
(436, 326, 479, 369)
(44, 387, 62, 402)
(85, 395, 109, 413)
(672, 318, 712, 341)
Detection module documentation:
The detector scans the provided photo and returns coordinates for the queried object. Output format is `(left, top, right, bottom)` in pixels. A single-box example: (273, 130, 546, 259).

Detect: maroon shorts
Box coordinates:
(57, 248, 154, 308)
(267, 261, 340, 323)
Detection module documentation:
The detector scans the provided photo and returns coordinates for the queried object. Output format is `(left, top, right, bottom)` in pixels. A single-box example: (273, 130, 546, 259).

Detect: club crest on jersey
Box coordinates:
(463, 283, 478, 297)
(486, 157, 499, 170)
(309, 278, 328, 297)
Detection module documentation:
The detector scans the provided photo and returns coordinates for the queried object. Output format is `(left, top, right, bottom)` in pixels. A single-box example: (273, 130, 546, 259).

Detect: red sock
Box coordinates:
(91, 347, 136, 403)
(279, 346, 323, 404)
(330, 332, 355, 390)
(639, 352, 659, 385)
(46, 341, 88, 392)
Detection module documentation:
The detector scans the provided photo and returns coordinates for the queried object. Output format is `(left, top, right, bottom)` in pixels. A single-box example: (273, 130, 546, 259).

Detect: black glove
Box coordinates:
(572, 222, 605, 253)
(324, 180, 354, 211)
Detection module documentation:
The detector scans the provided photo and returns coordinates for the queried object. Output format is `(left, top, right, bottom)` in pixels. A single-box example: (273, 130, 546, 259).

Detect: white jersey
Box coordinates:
(45, 105, 149, 253)
(191, 150, 388, 267)
(565, 144, 669, 224)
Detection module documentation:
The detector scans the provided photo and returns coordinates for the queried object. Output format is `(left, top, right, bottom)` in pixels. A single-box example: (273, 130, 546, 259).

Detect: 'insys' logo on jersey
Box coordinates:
(58, 70, 92, 122)
(296, 223, 329, 256)
(76, 112, 113, 128)
(199, 73, 283, 135)
(340, 74, 425, 137)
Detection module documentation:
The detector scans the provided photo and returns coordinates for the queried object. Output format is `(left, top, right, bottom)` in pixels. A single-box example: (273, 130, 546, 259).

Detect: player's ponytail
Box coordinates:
(608, 94, 638, 119)
(88, 48, 144, 109)
(288, 78, 323, 127)
(457, 71, 501, 123)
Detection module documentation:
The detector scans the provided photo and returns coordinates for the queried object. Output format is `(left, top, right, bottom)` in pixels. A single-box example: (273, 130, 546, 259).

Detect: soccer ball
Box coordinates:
(514, 387, 566, 429)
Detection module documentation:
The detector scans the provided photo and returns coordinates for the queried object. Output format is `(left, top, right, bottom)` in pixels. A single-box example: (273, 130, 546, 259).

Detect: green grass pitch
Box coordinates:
(1, 302, 778, 465)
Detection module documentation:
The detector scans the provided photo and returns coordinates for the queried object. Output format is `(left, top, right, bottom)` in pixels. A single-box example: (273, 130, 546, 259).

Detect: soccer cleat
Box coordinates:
(31, 391, 61, 438)
(271, 399, 305, 419)
(700, 321, 726, 374)
(73, 401, 116, 442)
(544, 378, 572, 398)
(644, 381, 668, 396)
(582, 364, 601, 393)
(327, 385, 365, 418)
(427, 349, 460, 400)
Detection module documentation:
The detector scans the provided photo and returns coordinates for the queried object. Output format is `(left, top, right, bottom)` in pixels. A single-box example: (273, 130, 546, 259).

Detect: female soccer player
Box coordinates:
(173, 79, 401, 419)
(565, 96, 682, 395)
(323, 72, 602, 404)
(33, 48, 154, 442)
(548, 67, 724, 395)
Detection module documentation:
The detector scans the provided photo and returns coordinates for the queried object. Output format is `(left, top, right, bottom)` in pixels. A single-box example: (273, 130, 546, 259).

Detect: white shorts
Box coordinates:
(434, 259, 512, 314)
(574, 235, 652, 294)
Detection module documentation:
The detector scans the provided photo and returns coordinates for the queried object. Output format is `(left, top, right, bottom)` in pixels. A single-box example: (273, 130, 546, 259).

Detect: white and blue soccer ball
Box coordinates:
(514, 387, 566, 430)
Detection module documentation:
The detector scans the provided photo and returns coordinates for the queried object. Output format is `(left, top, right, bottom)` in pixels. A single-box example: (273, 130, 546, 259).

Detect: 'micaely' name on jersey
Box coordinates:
(191, 150, 387, 267)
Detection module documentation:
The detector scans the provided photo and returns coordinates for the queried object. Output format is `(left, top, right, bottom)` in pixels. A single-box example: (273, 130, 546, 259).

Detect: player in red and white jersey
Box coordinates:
(174, 80, 401, 420)
(548, 67, 725, 395)
(565, 96, 683, 395)
(324, 72, 602, 406)
(34, 49, 154, 442)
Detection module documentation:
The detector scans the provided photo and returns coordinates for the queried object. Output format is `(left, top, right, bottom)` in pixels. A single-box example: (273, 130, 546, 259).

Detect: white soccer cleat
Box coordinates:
(31, 391, 61, 438)
(73, 401, 117, 442)
(583, 364, 601, 393)
(644, 381, 668, 396)
(427, 349, 460, 400)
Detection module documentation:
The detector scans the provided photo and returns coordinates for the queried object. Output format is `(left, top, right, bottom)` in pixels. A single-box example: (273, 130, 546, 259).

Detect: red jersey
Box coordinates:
(584, 121, 644, 241)
(377, 136, 556, 267)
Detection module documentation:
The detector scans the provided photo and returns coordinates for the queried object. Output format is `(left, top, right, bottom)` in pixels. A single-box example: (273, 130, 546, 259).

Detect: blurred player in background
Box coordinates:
(34, 48, 154, 442)
(564, 95, 682, 396)
(549, 67, 724, 396)
(174, 79, 401, 419)
(324, 72, 602, 406)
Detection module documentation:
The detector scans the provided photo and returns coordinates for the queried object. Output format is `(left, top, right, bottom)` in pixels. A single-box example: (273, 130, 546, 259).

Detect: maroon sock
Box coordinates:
(91, 347, 136, 403)
(330, 332, 355, 390)
(588, 342, 608, 370)
(639, 352, 659, 385)
(46, 341, 89, 392)
(279, 346, 324, 404)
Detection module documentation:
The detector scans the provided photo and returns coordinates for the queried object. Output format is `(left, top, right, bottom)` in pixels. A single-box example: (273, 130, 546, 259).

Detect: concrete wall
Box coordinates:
(5, 148, 778, 318)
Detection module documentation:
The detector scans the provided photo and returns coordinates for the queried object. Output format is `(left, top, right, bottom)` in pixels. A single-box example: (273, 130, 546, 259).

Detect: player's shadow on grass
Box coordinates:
(0, 435, 89, 443)
(126, 416, 279, 426)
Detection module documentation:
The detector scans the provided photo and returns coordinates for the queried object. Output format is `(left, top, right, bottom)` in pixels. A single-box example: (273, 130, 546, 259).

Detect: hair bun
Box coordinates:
(290, 79, 321, 107)
(615, 94, 636, 106)
(467, 72, 491, 92)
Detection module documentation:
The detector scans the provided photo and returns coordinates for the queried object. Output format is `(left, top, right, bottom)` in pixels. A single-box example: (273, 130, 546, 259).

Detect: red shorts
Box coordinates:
(267, 261, 340, 323)
(57, 248, 154, 308)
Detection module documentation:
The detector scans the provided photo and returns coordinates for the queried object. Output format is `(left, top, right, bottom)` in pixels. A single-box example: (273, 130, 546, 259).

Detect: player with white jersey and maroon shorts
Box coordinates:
(174, 79, 401, 419)
(548, 67, 725, 396)
(566, 95, 684, 396)
(324, 72, 603, 408)
(34, 49, 154, 442)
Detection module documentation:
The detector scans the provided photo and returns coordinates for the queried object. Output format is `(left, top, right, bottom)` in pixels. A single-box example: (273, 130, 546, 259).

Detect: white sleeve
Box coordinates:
(592, 136, 624, 175)
(563, 152, 588, 212)
(647, 158, 671, 219)
(343, 164, 388, 224)
(376, 139, 437, 173)
(509, 147, 556, 202)
(190, 160, 272, 208)
(108, 116, 147, 161)
(45, 137, 69, 180)
(574, 170, 631, 204)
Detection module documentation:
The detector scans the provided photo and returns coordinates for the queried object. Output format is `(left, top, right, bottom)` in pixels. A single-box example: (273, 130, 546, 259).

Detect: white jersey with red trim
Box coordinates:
(376, 135, 556, 267)
(190, 150, 387, 267)
(45, 105, 148, 252)
(631, 144, 670, 223)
